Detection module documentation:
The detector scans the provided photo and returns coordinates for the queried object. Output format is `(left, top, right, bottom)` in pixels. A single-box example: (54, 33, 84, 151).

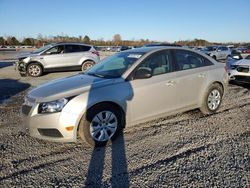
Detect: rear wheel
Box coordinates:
(81, 60, 95, 72)
(200, 83, 223, 115)
(27, 63, 43, 77)
(78, 103, 124, 147)
(212, 55, 217, 60)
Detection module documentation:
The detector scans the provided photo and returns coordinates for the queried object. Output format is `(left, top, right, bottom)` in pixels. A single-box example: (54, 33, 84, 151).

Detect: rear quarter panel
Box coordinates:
(198, 63, 228, 106)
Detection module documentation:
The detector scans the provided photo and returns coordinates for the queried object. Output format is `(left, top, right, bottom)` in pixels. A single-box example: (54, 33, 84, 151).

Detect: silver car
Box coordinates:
(202, 46, 231, 61)
(22, 47, 228, 146)
(15, 43, 100, 77)
(226, 55, 250, 83)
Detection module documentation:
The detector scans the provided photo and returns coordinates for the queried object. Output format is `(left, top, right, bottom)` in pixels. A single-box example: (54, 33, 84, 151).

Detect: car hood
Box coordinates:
(28, 74, 117, 102)
(233, 59, 250, 66)
(15, 52, 38, 60)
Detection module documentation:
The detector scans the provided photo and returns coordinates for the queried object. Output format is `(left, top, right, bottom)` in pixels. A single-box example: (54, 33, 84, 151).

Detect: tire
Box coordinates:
(200, 83, 223, 115)
(78, 103, 124, 147)
(81, 60, 95, 72)
(212, 56, 217, 60)
(27, 63, 43, 77)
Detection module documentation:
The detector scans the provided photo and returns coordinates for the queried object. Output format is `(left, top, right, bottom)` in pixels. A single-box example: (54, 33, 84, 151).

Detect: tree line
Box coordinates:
(0, 34, 249, 47)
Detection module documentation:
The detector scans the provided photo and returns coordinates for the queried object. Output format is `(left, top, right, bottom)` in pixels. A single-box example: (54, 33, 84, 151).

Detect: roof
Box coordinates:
(123, 46, 184, 53)
(53, 42, 92, 46)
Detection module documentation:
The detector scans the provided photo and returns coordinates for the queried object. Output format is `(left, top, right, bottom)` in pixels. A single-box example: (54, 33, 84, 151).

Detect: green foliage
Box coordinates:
(22, 38, 35, 45)
(83, 35, 90, 44)
(0, 37, 5, 45)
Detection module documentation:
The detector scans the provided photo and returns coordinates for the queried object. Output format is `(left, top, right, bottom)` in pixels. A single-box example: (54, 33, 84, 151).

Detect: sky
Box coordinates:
(0, 0, 250, 43)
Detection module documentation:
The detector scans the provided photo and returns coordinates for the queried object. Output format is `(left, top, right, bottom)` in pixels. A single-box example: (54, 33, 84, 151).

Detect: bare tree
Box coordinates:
(113, 34, 122, 45)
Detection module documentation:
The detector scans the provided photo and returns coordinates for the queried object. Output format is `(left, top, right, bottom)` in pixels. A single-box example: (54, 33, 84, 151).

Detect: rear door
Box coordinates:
(64, 44, 92, 67)
(172, 49, 213, 108)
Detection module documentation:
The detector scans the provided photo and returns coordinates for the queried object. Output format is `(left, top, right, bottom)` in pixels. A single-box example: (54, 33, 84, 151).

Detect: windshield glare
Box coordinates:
(85, 52, 145, 78)
(32, 44, 54, 53)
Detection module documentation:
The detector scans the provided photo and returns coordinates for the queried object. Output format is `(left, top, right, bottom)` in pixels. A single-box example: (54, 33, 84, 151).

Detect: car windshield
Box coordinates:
(32, 44, 54, 54)
(85, 52, 145, 78)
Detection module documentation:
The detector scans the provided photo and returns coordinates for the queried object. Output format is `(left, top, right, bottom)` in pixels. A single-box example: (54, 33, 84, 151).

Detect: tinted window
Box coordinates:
(137, 50, 173, 76)
(246, 55, 250, 60)
(79, 45, 91, 51)
(174, 50, 213, 71)
(65, 45, 91, 53)
(222, 47, 228, 51)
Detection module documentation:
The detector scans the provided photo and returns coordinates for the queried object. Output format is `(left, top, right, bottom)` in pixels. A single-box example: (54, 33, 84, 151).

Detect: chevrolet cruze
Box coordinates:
(22, 47, 228, 146)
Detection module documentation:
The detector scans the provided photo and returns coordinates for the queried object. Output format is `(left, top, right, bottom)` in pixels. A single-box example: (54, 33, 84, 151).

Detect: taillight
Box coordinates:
(92, 51, 99, 56)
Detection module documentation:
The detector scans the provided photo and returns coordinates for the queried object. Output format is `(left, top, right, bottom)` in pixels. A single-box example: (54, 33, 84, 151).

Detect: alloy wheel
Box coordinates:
(90, 111, 118, 142)
(207, 89, 221, 110)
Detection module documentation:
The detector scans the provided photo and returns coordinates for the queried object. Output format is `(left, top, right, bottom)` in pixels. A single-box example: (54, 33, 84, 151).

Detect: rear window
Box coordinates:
(65, 45, 91, 53)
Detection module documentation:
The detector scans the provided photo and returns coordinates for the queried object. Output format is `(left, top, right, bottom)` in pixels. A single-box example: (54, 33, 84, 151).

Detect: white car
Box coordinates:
(226, 55, 250, 83)
(202, 46, 231, 61)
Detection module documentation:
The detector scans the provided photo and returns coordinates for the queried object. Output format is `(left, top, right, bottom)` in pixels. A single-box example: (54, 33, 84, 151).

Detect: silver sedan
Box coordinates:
(22, 47, 228, 146)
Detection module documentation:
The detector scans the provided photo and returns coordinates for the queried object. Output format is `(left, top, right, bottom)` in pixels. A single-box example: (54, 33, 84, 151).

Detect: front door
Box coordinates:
(128, 50, 178, 124)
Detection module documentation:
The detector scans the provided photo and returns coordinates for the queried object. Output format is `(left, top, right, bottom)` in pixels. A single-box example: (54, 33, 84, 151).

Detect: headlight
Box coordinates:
(23, 57, 31, 63)
(230, 65, 238, 70)
(38, 98, 69, 114)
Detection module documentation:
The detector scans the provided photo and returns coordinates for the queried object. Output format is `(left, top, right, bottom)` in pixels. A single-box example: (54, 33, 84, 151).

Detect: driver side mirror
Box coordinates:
(134, 67, 152, 79)
(45, 51, 52, 55)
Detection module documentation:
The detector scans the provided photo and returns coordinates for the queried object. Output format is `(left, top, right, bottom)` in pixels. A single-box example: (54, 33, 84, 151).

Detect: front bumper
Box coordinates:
(228, 67, 250, 83)
(21, 102, 80, 142)
(15, 61, 27, 75)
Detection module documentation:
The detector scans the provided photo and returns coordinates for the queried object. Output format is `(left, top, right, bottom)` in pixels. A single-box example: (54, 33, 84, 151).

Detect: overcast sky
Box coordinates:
(0, 0, 249, 42)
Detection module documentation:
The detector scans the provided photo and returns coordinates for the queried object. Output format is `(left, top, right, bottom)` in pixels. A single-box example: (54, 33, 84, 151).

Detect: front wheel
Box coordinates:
(200, 83, 223, 115)
(27, 63, 43, 77)
(81, 61, 95, 72)
(78, 103, 124, 147)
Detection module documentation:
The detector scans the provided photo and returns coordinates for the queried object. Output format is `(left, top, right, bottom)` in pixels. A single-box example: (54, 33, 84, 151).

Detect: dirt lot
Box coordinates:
(0, 54, 249, 187)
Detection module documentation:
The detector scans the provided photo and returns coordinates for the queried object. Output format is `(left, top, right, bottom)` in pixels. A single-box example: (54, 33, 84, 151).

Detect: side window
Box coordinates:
(79, 45, 91, 52)
(245, 55, 250, 60)
(65, 45, 81, 53)
(223, 47, 229, 51)
(217, 47, 223, 51)
(44, 45, 64, 55)
(175, 50, 213, 71)
(137, 51, 172, 76)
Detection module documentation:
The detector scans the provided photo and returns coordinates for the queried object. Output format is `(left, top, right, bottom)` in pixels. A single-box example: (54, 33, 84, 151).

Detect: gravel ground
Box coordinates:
(0, 56, 250, 187)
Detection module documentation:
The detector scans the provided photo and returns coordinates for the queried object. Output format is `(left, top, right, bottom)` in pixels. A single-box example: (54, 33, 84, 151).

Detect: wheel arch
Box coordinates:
(81, 59, 95, 65)
(26, 61, 44, 71)
(211, 81, 225, 96)
(77, 101, 126, 133)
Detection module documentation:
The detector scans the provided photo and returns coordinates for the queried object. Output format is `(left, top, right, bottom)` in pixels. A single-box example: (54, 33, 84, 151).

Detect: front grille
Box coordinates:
(237, 66, 250, 73)
(234, 76, 250, 83)
(38, 129, 63, 138)
(22, 105, 32, 115)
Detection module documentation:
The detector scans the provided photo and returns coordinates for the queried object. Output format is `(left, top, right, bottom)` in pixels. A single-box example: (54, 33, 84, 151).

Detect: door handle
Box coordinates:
(198, 73, 205, 78)
(39, 57, 44, 59)
(165, 80, 176, 86)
